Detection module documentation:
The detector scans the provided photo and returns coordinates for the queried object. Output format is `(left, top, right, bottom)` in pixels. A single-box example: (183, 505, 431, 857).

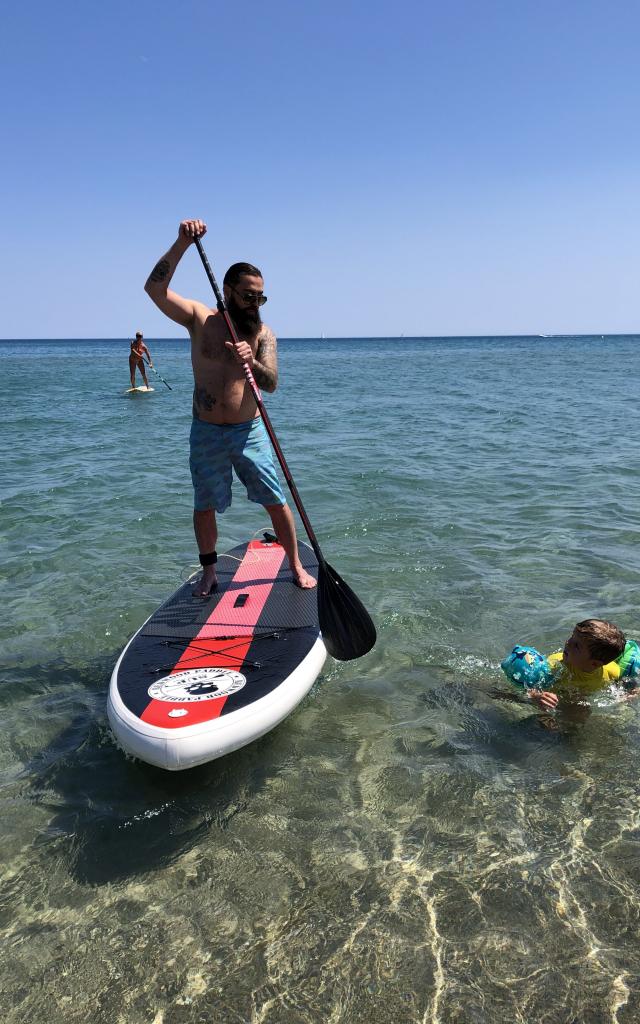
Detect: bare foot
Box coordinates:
(193, 566, 218, 597)
(292, 565, 317, 589)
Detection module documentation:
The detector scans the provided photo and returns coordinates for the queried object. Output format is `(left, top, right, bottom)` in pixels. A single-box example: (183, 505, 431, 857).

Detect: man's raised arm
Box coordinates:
(144, 219, 207, 327)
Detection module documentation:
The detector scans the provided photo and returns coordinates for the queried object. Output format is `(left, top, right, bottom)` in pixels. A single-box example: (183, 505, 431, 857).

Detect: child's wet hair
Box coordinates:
(574, 619, 626, 663)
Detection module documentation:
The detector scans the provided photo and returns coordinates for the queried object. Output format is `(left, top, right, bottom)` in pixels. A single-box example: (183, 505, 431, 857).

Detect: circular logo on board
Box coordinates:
(148, 668, 246, 703)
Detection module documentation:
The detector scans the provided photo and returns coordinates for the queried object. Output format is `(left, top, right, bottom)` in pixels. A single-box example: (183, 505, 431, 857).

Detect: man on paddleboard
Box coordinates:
(144, 218, 316, 596)
(129, 331, 153, 389)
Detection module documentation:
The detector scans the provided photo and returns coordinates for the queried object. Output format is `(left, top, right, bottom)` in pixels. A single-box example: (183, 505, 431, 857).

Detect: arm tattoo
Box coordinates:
(252, 363, 277, 390)
(149, 259, 170, 283)
(253, 329, 278, 391)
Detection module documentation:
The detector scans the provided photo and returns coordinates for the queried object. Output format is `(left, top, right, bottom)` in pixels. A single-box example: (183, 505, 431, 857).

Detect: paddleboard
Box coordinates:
(107, 537, 326, 770)
(126, 386, 154, 393)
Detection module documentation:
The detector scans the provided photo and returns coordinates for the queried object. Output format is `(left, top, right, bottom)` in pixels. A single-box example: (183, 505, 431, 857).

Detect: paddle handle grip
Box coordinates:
(193, 237, 324, 565)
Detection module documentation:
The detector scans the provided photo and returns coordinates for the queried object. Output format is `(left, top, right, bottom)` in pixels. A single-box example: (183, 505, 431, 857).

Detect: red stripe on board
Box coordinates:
(140, 541, 285, 729)
(141, 692, 230, 727)
(195, 541, 288, 638)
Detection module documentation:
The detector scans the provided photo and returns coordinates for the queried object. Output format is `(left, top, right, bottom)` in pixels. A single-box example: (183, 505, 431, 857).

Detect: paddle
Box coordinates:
(144, 357, 173, 390)
(193, 236, 376, 661)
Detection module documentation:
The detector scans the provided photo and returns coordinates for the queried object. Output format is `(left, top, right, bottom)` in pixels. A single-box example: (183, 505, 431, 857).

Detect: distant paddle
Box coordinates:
(193, 236, 376, 662)
(144, 358, 172, 390)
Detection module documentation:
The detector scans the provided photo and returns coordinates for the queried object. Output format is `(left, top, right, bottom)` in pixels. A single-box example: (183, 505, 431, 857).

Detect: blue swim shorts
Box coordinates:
(189, 416, 286, 513)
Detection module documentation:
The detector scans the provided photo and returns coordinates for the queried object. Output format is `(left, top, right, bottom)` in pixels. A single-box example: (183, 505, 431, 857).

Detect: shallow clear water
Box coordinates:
(2, 336, 640, 1023)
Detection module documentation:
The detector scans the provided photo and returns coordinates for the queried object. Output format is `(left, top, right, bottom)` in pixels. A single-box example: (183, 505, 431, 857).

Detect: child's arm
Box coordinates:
(529, 689, 559, 710)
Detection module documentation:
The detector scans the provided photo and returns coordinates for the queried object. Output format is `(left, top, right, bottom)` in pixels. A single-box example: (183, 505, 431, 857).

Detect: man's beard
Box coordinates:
(228, 296, 262, 335)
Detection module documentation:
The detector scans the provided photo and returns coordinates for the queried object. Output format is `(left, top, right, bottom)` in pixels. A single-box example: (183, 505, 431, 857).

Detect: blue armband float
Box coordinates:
(616, 639, 640, 685)
(500, 645, 554, 691)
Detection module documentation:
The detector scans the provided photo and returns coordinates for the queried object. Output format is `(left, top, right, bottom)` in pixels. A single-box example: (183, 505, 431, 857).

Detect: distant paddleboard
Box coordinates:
(125, 386, 154, 393)
(108, 537, 325, 770)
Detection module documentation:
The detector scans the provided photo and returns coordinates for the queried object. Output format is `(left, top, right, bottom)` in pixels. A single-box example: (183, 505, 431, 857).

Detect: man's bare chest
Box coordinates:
(197, 326, 257, 361)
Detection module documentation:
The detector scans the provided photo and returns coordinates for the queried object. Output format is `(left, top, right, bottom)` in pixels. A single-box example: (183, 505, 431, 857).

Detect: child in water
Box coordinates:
(526, 619, 638, 710)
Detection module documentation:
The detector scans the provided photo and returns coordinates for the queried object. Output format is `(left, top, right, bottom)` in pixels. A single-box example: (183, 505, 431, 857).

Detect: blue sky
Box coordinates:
(2, 0, 639, 338)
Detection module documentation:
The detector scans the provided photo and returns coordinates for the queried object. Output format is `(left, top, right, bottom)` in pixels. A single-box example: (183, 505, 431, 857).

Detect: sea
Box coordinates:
(2, 335, 640, 1024)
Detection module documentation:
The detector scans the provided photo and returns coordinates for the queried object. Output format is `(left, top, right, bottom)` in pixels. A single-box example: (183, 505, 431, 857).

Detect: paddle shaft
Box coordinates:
(143, 357, 172, 390)
(194, 237, 324, 566)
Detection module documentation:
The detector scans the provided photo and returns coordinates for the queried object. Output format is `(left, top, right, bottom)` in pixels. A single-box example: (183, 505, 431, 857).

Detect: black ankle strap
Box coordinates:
(199, 551, 218, 566)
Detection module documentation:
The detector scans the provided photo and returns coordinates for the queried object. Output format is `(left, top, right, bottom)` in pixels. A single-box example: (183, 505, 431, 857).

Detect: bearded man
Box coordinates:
(144, 219, 316, 596)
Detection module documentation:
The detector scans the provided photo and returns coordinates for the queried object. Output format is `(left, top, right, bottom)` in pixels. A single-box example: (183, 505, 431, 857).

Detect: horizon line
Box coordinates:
(1, 332, 639, 342)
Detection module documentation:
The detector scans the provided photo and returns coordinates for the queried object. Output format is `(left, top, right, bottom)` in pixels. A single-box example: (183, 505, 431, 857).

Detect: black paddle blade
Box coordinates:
(317, 561, 376, 661)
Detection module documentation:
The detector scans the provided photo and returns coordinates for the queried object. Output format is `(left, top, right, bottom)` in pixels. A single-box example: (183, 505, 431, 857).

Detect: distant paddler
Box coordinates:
(129, 331, 153, 389)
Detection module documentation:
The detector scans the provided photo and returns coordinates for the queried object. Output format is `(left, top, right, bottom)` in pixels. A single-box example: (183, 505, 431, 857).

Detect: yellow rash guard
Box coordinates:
(547, 651, 622, 694)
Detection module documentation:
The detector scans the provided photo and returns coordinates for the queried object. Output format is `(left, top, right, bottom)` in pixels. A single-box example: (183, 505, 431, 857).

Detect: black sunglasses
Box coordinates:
(229, 284, 268, 307)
